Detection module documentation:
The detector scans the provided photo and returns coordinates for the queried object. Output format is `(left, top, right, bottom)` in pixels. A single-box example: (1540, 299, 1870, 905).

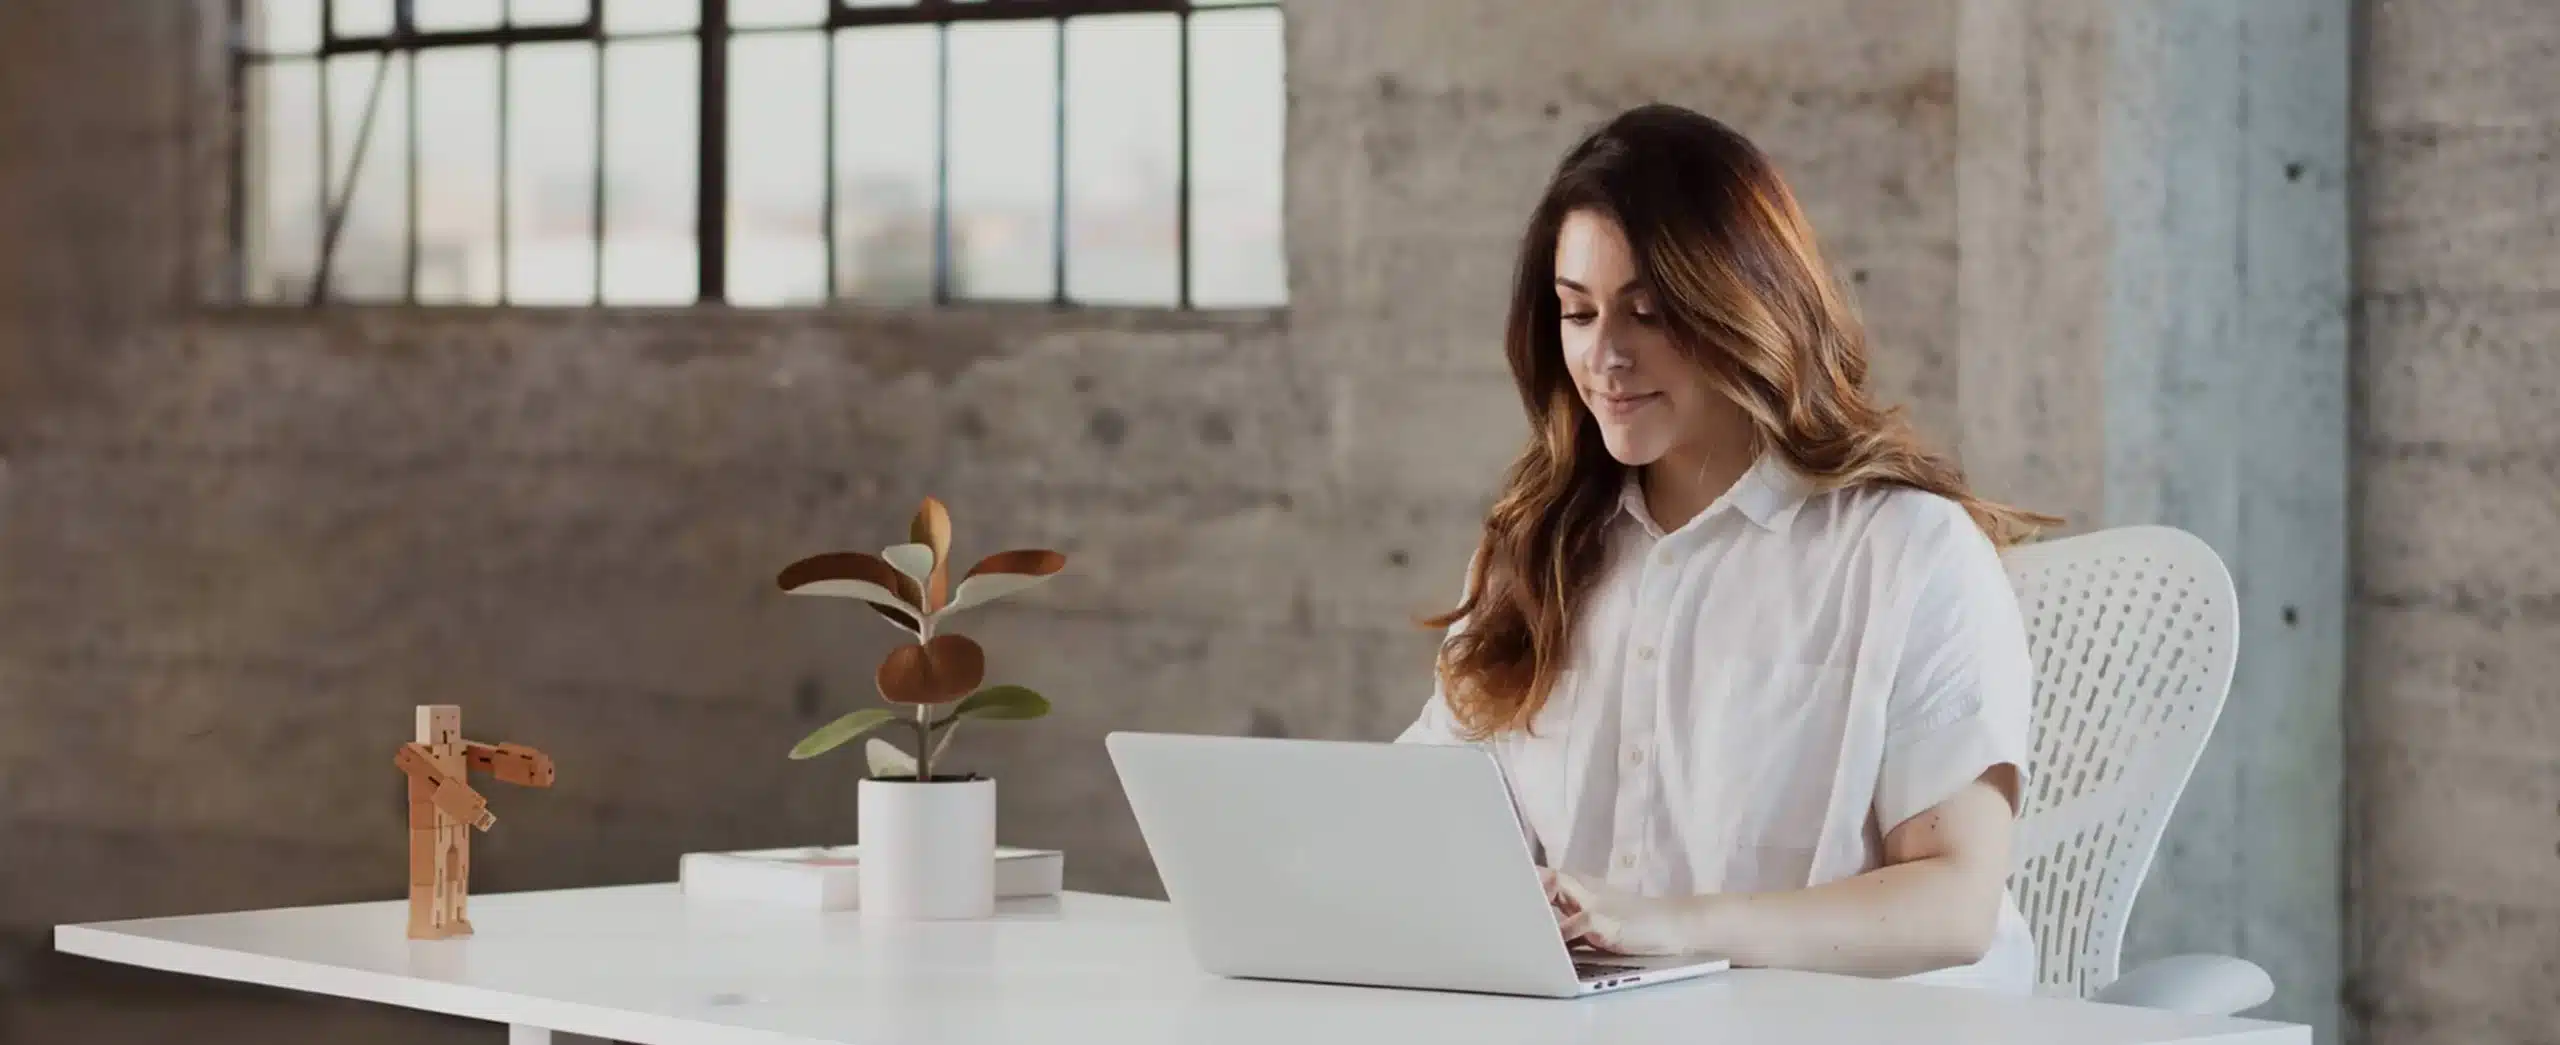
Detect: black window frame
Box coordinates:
(229, 0, 1282, 308)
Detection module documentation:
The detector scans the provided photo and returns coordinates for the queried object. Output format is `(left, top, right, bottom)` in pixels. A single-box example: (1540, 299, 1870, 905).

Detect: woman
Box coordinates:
(1397, 104, 2051, 993)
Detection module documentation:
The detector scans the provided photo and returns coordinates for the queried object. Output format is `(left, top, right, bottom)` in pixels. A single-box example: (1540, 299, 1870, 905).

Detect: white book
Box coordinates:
(678, 845, 1064, 911)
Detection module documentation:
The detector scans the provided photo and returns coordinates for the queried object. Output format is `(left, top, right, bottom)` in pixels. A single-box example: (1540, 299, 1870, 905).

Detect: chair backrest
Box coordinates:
(2000, 525, 2238, 998)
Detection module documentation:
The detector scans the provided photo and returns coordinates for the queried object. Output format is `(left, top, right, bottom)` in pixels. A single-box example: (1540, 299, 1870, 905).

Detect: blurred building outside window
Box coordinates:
(232, 0, 1285, 309)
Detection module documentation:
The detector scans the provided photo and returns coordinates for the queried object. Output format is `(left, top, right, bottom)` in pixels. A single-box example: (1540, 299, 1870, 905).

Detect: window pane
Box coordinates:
(243, 60, 321, 302)
(734, 0, 827, 28)
(1187, 8, 1284, 307)
(728, 33, 826, 306)
(832, 26, 937, 303)
(510, 0, 591, 26)
(507, 42, 598, 304)
(332, 0, 393, 37)
(1064, 14, 1176, 306)
(947, 21, 1057, 302)
(322, 53, 409, 301)
(604, 0, 695, 34)
(416, 0, 502, 32)
(415, 47, 501, 304)
(244, 0, 321, 55)
(601, 38, 696, 304)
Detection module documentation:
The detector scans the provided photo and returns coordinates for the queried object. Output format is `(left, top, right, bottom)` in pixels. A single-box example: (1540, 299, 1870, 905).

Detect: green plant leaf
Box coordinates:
(938, 685, 1051, 726)
(788, 708, 898, 760)
(864, 736, 919, 778)
(881, 543, 936, 585)
(920, 686, 1050, 765)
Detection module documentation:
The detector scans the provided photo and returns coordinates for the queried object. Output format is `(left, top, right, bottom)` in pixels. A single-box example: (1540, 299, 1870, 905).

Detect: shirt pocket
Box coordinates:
(1707, 656, 1852, 856)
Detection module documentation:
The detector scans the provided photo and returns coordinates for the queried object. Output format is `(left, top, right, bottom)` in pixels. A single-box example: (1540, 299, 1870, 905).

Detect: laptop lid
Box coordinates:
(1106, 731, 1580, 995)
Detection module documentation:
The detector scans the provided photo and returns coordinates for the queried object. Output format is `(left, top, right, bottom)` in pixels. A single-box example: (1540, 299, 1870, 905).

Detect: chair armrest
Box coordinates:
(2093, 954, 2274, 1016)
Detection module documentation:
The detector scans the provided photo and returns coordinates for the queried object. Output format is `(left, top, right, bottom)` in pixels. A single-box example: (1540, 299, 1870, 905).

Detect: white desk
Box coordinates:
(56, 884, 2306, 1045)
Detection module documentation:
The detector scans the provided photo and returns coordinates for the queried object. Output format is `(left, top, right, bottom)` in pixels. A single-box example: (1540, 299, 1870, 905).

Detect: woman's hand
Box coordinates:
(1539, 867, 1703, 957)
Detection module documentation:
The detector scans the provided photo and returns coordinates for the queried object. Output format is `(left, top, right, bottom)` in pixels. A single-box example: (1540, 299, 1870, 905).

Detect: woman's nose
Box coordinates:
(1590, 319, 1635, 373)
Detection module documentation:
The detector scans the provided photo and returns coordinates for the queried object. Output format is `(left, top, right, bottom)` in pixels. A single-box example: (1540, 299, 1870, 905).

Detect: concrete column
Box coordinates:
(1958, 0, 2349, 1037)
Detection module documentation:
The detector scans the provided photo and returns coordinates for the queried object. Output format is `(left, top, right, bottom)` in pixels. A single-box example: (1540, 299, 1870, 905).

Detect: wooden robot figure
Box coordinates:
(392, 705, 555, 939)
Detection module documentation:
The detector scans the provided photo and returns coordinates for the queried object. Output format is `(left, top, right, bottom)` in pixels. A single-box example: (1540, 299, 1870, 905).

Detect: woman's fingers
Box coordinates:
(1540, 867, 1584, 917)
(1551, 872, 1596, 913)
(1557, 910, 1591, 943)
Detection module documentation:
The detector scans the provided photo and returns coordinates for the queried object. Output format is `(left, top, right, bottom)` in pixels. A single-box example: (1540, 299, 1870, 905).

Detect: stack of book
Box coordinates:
(677, 845, 1064, 911)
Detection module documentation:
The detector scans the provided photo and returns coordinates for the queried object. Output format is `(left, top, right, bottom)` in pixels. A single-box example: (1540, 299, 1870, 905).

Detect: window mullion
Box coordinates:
(697, 0, 730, 303)
(1175, 5, 1190, 309)
(1052, 15, 1067, 305)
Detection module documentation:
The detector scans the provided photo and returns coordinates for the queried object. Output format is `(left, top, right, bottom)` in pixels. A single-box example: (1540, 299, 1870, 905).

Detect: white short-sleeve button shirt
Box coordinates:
(1398, 451, 2036, 992)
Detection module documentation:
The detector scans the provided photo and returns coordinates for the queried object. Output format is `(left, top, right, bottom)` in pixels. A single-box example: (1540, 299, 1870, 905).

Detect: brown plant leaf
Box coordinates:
(776, 552, 922, 615)
(875, 633, 986, 704)
(885, 568, 924, 608)
(964, 548, 1066, 581)
(909, 497, 954, 613)
(944, 549, 1068, 614)
(868, 601, 920, 635)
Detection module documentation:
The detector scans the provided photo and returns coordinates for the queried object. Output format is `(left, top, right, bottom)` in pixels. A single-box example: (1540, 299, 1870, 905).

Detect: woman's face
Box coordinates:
(1555, 208, 1700, 467)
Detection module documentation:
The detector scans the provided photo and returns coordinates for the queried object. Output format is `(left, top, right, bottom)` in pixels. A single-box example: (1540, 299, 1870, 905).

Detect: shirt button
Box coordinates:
(1618, 853, 1637, 870)
(1626, 748, 1645, 767)
(1656, 548, 1676, 566)
(1636, 645, 1655, 661)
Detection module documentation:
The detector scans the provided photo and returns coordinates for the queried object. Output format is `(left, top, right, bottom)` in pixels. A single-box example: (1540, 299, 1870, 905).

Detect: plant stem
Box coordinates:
(915, 706, 931, 780)
(915, 609, 934, 781)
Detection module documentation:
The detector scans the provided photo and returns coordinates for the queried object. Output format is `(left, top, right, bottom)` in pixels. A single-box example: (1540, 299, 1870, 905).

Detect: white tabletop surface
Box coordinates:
(56, 884, 2305, 1045)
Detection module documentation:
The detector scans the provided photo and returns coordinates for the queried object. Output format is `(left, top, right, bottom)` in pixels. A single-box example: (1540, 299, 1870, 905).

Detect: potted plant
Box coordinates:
(776, 496, 1065, 920)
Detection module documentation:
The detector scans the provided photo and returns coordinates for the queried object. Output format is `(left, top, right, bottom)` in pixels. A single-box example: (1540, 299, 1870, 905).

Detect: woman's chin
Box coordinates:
(1599, 428, 1673, 467)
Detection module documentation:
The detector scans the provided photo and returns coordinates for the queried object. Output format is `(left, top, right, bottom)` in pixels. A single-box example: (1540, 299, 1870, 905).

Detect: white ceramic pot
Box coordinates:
(856, 776, 995, 920)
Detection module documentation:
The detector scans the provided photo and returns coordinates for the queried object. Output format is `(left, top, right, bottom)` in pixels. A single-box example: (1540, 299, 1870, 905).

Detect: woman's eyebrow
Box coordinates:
(1552, 277, 1644, 295)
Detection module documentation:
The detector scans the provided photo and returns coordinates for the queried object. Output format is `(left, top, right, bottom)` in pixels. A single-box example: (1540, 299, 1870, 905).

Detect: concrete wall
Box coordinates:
(2349, 1, 2560, 1042)
(0, 2, 1960, 1041)
(16, 2, 2555, 1043)
(1959, 1, 2351, 1036)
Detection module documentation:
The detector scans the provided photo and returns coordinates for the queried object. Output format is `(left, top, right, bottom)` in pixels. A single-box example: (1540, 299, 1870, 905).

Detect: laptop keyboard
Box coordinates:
(1574, 959, 1644, 981)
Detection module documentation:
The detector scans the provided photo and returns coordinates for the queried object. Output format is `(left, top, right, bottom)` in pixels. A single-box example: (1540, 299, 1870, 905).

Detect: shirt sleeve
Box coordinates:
(1392, 555, 1550, 864)
(1875, 502, 2035, 835)
(1395, 682, 1465, 745)
(1394, 554, 1482, 746)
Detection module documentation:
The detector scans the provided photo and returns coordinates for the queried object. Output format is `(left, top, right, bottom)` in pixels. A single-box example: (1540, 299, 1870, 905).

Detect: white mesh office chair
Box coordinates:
(2001, 525, 2274, 1016)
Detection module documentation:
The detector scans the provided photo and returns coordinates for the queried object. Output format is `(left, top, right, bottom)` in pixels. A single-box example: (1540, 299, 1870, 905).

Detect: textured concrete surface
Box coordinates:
(1959, 2, 2351, 1036)
(17, 1, 2553, 1043)
(2351, 1, 2560, 1042)
(2097, 4, 2351, 1040)
(0, 1, 1963, 1041)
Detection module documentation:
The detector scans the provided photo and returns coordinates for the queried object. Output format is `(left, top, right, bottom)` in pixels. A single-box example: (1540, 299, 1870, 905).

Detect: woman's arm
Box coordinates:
(1552, 767, 2017, 976)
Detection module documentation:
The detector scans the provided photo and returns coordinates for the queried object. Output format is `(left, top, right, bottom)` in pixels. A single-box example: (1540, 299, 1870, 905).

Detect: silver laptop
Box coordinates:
(1106, 731, 1729, 998)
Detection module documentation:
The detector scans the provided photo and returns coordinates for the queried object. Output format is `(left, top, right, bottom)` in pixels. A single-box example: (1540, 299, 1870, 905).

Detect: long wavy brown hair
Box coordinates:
(1427, 104, 2053, 739)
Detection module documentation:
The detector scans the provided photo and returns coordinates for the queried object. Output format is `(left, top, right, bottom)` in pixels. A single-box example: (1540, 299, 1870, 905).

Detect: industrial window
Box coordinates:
(230, 0, 1284, 309)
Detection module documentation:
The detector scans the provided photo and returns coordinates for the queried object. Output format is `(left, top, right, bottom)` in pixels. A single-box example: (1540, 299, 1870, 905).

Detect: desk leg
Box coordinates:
(509, 1026, 615, 1045)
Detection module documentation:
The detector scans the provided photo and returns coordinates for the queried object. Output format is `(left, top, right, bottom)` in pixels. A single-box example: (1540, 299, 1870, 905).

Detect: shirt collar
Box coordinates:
(1617, 449, 1813, 538)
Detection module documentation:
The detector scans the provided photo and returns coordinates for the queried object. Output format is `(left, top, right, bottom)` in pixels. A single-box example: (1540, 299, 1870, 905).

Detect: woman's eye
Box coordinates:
(1561, 311, 1598, 325)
